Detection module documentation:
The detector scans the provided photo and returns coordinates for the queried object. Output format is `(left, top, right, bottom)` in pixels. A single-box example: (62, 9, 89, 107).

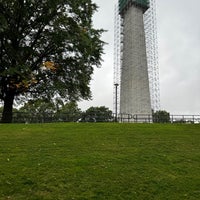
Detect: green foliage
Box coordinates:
(58, 101, 81, 113)
(13, 99, 56, 123)
(0, 123, 199, 199)
(56, 101, 82, 122)
(82, 106, 113, 122)
(19, 99, 56, 114)
(15, 99, 82, 122)
(153, 110, 170, 123)
(0, 0, 104, 122)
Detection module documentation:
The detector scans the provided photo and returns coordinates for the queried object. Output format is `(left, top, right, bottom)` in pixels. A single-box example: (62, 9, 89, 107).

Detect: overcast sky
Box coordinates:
(78, 0, 200, 115)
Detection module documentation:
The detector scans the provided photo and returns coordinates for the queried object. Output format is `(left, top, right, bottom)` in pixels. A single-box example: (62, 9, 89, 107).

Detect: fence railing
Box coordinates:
(116, 113, 200, 124)
(117, 113, 153, 123)
(169, 115, 200, 124)
(0, 112, 200, 124)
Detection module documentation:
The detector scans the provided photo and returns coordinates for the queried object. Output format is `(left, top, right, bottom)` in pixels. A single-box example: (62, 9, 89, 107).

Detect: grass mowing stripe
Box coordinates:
(0, 123, 199, 199)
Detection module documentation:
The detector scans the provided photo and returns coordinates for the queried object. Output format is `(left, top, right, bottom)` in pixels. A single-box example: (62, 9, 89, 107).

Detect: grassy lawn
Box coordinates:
(0, 123, 199, 200)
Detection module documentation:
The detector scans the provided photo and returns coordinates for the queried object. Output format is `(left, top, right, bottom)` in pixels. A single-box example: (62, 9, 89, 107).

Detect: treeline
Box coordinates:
(0, 99, 172, 123)
(0, 99, 113, 123)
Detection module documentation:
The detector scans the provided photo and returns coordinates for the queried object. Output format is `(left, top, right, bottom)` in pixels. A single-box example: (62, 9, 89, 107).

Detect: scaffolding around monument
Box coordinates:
(113, 4, 122, 116)
(144, 0, 160, 111)
(113, 0, 160, 114)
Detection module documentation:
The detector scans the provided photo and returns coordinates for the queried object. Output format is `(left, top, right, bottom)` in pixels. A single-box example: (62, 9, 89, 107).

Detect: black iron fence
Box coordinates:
(117, 114, 153, 123)
(0, 112, 200, 124)
(169, 115, 200, 124)
(117, 113, 200, 124)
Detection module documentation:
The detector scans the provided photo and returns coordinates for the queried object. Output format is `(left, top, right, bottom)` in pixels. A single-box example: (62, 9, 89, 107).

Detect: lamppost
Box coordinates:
(114, 83, 119, 122)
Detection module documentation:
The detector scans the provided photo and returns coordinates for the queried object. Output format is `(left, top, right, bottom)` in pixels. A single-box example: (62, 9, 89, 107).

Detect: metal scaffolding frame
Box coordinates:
(144, 0, 160, 111)
(113, 4, 122, 115)
(113, 0, 160, 113)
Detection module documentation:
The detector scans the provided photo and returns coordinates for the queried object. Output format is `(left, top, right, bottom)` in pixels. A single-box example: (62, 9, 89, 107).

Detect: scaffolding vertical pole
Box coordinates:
(144, 0, 160, 111)
(113, 4, 122, 114)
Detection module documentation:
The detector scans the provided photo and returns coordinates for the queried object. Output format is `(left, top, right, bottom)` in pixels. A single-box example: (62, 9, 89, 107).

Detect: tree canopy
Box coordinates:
(81, 106, 113, 122)
(0, 0, 104, 122)
(152, 110, 170, 123)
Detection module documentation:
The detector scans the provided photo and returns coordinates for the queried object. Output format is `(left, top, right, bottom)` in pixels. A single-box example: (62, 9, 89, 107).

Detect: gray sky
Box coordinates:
(79, 0, 200, 115)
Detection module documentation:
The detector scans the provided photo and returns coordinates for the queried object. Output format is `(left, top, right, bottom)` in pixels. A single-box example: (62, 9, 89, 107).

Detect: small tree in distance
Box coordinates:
(56, 101, 82, 122)
(81, 106, 113, 122)
(15, 99, 82, 122)
(153, 110, 170, 123)
(19, 99, 57, 114)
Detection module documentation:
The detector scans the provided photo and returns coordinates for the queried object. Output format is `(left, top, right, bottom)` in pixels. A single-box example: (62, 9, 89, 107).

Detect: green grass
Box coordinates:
(0, 123, 199, 200)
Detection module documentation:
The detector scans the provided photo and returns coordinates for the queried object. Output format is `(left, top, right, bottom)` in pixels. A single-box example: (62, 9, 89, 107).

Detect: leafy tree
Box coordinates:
(82, 106, 113, 122)
(17, 100, 81, 122)
(19, 99, 56, 114)
(56, 101, 82, 122)
(153, 110, 170, 123)
(17, 99, 57, 123)
(0, 0, 104, 123)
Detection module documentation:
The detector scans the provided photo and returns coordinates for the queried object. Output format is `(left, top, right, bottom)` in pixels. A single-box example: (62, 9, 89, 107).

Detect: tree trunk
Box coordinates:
(1, 92, 15, 123)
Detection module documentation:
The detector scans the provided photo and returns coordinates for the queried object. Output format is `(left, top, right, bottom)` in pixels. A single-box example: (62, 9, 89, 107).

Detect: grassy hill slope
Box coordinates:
(0, 123, 199, 199)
